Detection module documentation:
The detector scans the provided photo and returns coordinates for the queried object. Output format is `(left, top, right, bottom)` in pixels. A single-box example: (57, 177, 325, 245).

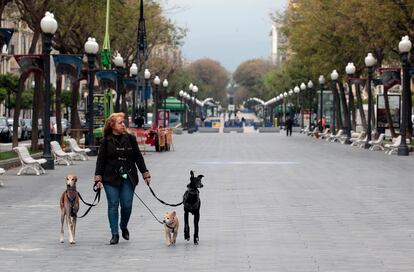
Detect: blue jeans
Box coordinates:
(104, 179, 135, 235)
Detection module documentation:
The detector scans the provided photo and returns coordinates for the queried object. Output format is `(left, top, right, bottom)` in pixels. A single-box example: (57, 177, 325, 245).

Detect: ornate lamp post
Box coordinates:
(162, 79, 168, 128)
(84, 37, 99, 156)
(40, 11, 58, 170)
(300, 83, 306, 129)
(192, 85, 199, 132)
(144, 68, 151, 123)
(130, 63, 138, 125)
(344, 62, 356, 144)
(179, 90, 185, 127)
(330, 69, 339, 135)
(187, 83, 194, 133)
(398, 36, 412, 156)
(153, 75, 160, 128)
(318, 75, 325, 124)
(113, 52, 124, 113)
(307, 80, 314, 130)
(293, 86, 301, 128)
(364, 53, 377, 149)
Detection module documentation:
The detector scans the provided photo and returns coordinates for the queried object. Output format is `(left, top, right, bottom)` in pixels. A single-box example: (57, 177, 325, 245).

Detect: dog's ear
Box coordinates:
(190, 170, 194, 178)
(74, 176, 78, 182)
(197, 175, 204, 180)
(65, 175, 69, 180)
(172, 211, 176, 217)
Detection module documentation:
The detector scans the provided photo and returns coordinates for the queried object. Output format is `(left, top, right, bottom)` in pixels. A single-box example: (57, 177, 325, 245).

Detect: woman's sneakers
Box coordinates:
(110, 234, 119, 245)
(121, 228, 129, 240)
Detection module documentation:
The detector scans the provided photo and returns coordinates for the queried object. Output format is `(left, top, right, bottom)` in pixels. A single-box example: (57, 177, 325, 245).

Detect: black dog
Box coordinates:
(183, 170, 204, 245)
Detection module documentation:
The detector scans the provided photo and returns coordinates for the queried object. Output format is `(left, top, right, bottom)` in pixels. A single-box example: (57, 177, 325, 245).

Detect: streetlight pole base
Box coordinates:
(397, 145, 409, 156)
(87, 148, 98, 156)
(41, 155, 55, 170)
(343, 138, 351, 145)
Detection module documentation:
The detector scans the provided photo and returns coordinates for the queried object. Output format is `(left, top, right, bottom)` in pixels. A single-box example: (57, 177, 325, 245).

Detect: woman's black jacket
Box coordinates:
(95, 133, 148, 186)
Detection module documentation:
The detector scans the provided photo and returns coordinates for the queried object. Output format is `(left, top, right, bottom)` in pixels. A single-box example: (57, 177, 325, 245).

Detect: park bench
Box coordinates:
(350, 131, 366, 147)
(327, 129, 344, 142)
(0, 167, 5, 186)
(13, 146, 46, 176)
(368, 133, 386, 151)
(51, 141, 76, 165)
(319, 128, 331, 139)
(384, 135, 402, 155)
(67, 138, 91, 160)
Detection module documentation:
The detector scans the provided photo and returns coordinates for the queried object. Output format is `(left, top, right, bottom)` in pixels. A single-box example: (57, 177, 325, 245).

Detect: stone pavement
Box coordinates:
(0, 132, 414, 271)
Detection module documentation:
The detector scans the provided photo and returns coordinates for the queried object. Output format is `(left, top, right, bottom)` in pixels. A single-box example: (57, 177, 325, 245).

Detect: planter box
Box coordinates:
(198, 127, 220, 133)
(223, 127, 243, 133)
(258, 127, 280, 133)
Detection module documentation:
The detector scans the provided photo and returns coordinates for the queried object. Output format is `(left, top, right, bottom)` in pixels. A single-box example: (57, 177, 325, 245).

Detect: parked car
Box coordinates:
(0, 117, 12, 142)
(50, 117, 69, 135)
(7, 118, 27, 140)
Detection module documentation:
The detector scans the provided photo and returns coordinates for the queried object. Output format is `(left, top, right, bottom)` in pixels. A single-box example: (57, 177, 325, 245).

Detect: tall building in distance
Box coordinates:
(270, 22, 287, 67)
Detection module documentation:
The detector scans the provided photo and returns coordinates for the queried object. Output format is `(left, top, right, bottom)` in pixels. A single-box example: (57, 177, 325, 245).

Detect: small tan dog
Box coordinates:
(163, 210, 179, 246)
(59, 175, 79, 244)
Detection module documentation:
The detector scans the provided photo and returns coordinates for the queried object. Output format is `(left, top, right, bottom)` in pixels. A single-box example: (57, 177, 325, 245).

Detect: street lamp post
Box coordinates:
(300, 83, 306, 129)
(113, 52, 124, 113)
(330, 70, 339, 135)
(294, 86, 301, 128)
(192, 85, 198, 132)
(130, 63, 138, 125)
(344, 62, 356, 144)
(307, 80, 314, 130)
(153, 76, 160, 128)
(318, 75, 325, 124)
(364, 53, 377, 149)
(188, 83, 194, 133)
(144, 68, 151, 123)
(84, 37, 99, 156)
(163, 79, 168, 128)
(398, 36, 412, 156)
(40, 11, 58, 170)
(179, 90, 184, 127)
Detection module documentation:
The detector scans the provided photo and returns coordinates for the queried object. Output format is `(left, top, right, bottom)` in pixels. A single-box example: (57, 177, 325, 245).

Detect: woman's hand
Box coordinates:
(142, 171, 151, 185)
(94, 175, 103, 189)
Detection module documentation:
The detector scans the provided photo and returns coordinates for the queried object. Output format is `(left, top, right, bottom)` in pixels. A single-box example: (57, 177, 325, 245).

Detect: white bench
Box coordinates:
(67, 138, 90, 161)
(50, 141, 77, 165)
(13, 146, 46, 176)
(0, 167, 5, 186)
(368, 133, 386, 151)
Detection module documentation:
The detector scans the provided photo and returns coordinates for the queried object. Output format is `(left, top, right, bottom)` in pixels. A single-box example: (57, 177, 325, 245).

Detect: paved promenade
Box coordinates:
(0, 132, 414, 271)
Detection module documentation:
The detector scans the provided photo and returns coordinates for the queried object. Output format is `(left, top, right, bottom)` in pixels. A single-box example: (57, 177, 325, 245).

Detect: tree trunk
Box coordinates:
(333, 82, 343, 131)
(12, 78, 24, 148)
(31, 74, 42, 151)
(70, 81, 82, 140)
(338, 82, 349, 130)
(407, 79, 412, 139)
(383, 88, 397, 138)
(349, 84, 357, 130)
(355, 83, 367, 132)
(56, 74, 63, 144)
(121, 89, 128, 123)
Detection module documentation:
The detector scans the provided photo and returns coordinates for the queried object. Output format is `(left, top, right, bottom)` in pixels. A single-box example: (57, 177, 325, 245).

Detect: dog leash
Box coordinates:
(77, 185, 101, 218)
(133, 191, 164, 225)
(147, 184, 183, 207)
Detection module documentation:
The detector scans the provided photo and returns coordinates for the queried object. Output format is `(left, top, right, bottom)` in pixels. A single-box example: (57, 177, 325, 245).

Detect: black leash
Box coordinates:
(147, 185, 183, 207)
(77, 185, 101, 218)
(133, 191, 164, 225)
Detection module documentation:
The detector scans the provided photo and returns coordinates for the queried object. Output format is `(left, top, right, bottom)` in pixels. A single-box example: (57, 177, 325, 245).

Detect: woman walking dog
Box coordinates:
(94, 112, 151, 245)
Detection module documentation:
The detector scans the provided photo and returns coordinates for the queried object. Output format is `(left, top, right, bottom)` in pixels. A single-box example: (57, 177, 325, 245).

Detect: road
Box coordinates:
(0, 132, 413, 271)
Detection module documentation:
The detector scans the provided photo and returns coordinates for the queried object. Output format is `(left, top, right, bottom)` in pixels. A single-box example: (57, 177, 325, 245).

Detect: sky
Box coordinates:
(163, 0, 288, 72)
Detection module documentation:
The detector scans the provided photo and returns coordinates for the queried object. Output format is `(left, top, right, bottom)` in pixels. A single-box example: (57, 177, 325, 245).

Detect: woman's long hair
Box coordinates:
(103, 112, 126, 136)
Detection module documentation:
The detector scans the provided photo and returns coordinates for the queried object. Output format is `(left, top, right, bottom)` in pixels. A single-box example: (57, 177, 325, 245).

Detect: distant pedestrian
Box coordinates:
(286, 117, 293, 136)
(94, 112, 151, 245)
